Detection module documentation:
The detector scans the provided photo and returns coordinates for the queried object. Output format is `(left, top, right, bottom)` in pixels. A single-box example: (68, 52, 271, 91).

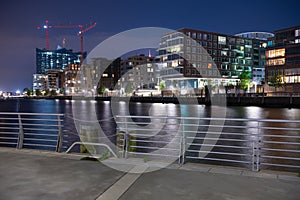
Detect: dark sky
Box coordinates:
(0, 0, 299, 91)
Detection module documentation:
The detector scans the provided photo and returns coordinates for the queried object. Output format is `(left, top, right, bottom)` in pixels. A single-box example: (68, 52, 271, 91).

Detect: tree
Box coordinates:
(50, 89, 57, 96)
(44, 89, 50, 96)
(23, 88, 33, 96)
(238, 71, 253, 92)
(125, 82, 134, 94)
(268, 71, 283, 92)
(35, 89, 42, 96)
(97, 85, 106, 96)
(159, 81, 166, 90)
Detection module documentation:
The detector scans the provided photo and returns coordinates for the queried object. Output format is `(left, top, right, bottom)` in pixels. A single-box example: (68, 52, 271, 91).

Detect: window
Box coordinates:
(295, 29, 300, 37)
(218, 36, 226, 45)
(266, 58, 285, 66)
(203, 34, 207, 40)
(266, 48, 285, 58)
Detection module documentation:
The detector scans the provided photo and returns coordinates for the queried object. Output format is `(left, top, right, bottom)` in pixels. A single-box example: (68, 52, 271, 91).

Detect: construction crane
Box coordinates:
(36, 20, 96, 56)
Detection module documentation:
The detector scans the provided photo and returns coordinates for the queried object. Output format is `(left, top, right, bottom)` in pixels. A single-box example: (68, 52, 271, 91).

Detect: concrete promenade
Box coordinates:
(0, 148, 299, 200)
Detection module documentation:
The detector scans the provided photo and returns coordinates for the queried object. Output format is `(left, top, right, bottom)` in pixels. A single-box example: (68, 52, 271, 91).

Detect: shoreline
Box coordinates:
(3, 95, 300, 108)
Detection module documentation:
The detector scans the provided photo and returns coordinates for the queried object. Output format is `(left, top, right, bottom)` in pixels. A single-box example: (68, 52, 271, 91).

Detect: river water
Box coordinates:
(0, 98, 299, 171)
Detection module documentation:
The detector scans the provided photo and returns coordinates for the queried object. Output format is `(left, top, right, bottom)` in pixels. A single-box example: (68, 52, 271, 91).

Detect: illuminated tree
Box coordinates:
(268, 71, 283, 92)
(238, 71, 253, 92)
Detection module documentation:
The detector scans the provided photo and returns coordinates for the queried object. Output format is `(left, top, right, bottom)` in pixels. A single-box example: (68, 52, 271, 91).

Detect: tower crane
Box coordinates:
(36, 20, 96, 57)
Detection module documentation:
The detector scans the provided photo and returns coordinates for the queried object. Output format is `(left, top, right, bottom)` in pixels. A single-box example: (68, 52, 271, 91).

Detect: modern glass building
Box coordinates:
(36, 48, 86, 74)
(266, 26, 300, 91)
(235, 32, 274, 84)
(156, 28, 268, 92)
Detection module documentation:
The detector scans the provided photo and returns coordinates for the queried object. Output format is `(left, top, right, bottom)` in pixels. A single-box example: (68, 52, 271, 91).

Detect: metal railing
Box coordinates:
(116, 115, 300, 172)
(0, 112, 64, 152)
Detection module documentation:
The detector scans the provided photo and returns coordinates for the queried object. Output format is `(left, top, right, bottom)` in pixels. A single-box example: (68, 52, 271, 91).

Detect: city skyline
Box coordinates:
(0, 0, 299, 91)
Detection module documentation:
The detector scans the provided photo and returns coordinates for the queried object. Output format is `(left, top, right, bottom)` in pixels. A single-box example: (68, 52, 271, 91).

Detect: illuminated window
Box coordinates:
(266, 58, 285, 66)
(218, 36, 226, 45)
(102, 73, 108, 77)
(266, 48, 285, 58)
(295, 29, 300, 37)
(208, 63, 212, 69)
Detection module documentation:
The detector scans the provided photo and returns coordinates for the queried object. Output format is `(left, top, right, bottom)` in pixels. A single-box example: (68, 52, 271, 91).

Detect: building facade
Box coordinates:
(36, 48, 85, 74)
(45, 69, 64, 91)
(156, 28, 268, 93)
(33, 74, 47, 91)
(265, 26, 300, 92)
(235, 32, 274, 84)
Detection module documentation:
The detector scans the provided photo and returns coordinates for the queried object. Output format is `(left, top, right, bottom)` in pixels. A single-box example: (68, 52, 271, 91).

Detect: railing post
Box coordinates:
(180, 119, 186, 165)
(17, 114, 24, 149)
(252, 120, 260, 172)
(124, 117, 129, 159)
(56, 115, 63, 152)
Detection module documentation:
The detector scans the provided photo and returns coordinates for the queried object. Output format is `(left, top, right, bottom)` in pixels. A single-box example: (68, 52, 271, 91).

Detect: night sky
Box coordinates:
(0, 0, 299, 91)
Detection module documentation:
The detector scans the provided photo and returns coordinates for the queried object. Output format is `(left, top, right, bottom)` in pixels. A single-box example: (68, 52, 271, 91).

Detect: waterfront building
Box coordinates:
(118, 55, 157, 93)
(36, 47, 86, 74)
(156, 28, 272, 93)
(235, 32, 274, 85)
(90, 57, 121, 91)
(45, 69, 64, 92)
(265, 26, 300, 92)
(32, 74, 47, 91)
(63, 63, 81, 95)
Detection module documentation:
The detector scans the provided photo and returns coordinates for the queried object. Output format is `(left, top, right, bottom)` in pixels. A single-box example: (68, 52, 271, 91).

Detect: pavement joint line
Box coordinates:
(95, 164, 148, 200)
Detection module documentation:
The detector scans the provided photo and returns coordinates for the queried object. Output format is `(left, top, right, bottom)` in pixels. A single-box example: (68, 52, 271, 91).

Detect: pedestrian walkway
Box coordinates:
(0, 148, 299, 200)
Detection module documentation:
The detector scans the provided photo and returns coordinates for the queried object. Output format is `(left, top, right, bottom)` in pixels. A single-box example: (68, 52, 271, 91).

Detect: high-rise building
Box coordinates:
(265, 26, 300, 91)
(156, 28, 271, 92)
(235, 32, 274, 84)
(119, 55, 157, 91)
(64, 63, 81, 95)
(45, 69, 64, 91)
(36, 48, 86, 74)
(33, 74, 47, 91)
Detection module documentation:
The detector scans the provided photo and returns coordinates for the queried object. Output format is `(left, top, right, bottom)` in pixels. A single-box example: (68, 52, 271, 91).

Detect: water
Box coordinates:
(0, 98, 299, 171)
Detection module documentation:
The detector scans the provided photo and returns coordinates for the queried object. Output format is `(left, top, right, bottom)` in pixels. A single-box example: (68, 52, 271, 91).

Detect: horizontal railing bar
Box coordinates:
(21, 118, 63, 122)
(187, 143, 252, 149)
(23, 132, 58, 137)
(259, 134, 300, 139)
(0, 131, 19, 135)
(185, 156, 251, 164)
(23, 138, 58, 142)
(187, 137, 250, 142)
(127, 151, 180, 158)
(260, 155, 300, 161)
(0, 137, 18, 140)
(130, 139, 181, 145)
(261, 140, 300, 145)
(22, 123, 63, 127)
(127, 133, 182, 138)
(0, 127, 20, 130)
(0, 122, 19, 126)
(259, 127, 300, 131)
(260, 162, 300, 168)
(130, 145, 180, 151)
(186, 149, 251, 156)
(124, 127, 180, 133)
(117, 115, 300, 123)
(0, 142, 17, 145)
(260, 148, 300, 153)
(22, 128, 59, 132)
(0, 112, 64, 116)
(23, 143, 57, 147)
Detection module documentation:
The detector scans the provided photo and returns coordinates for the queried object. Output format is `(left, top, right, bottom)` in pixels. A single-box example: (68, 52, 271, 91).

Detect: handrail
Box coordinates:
(0, 112, 64, 152)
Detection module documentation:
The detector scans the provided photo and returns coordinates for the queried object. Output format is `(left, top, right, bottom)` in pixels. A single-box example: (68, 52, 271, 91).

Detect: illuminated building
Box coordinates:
(265, 26, 300, 91)
(45, 69, 64, 91)
(156, 28, 271, 92)
(64, 64, 81, 95)
(36, 48, 86, 74)
(33, 74, 47, 91)
(235, 32, 274, 84)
